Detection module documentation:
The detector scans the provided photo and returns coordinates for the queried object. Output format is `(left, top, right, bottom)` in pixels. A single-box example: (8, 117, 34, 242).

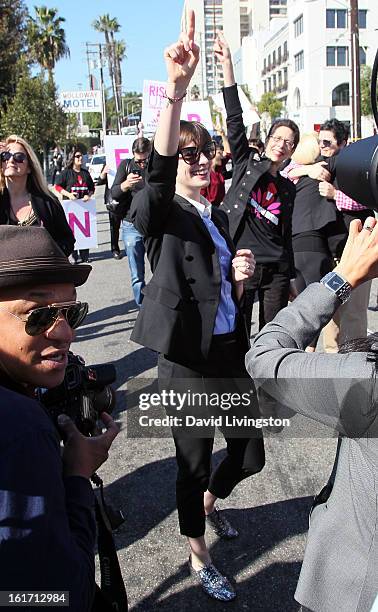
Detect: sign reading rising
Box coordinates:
(59, 90, 102, 113)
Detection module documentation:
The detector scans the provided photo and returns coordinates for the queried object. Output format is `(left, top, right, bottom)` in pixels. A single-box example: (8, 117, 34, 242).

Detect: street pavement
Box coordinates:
(73, 187, 378, 612)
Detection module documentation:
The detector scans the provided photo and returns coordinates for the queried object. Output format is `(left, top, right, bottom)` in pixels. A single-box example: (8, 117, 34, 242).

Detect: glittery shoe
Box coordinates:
(206, 507, 239, 539)
(188, 557, 236, 601)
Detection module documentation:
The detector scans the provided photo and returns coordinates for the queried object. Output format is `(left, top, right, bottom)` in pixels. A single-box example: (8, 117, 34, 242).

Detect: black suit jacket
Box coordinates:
(130, 149, 248, 366)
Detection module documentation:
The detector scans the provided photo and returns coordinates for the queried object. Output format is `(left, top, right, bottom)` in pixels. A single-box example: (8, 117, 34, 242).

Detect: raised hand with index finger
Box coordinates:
(164, 9, 199, 94)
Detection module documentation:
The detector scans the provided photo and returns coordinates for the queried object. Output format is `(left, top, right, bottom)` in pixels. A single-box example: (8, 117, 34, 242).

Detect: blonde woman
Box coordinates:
(0, 136, 74, 256)
(282, 133, 338, 350)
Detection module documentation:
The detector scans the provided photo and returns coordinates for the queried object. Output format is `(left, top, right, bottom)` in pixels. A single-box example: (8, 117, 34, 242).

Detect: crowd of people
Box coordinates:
(1, 8, 378, 612)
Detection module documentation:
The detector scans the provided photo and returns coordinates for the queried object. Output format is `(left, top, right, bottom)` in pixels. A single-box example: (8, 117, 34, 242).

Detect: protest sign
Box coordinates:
(62, 198, 98, 249)
(104, 135, 136, 188)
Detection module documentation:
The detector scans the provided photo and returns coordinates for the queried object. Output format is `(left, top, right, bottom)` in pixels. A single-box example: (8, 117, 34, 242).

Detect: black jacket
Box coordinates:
(291, 173, 337, 235)
(0, 189, 75, 256)
(220, 85, 295, 276)
(111, 158, 146, 222)
(130, 149, 249, 366)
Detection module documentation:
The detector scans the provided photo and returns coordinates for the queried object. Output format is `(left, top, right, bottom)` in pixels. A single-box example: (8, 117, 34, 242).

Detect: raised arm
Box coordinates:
(214, 31, 250, 165)
(130, 11, 200, 236)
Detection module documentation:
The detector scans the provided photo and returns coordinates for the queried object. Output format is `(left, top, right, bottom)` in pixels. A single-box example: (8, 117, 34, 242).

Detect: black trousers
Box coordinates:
(244, 262, 290, 335)
(108, 212, 121, 252)
(158, 332, 265, 538)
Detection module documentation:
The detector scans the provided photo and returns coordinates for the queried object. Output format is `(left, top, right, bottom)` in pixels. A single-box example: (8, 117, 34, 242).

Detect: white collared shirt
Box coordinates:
(175, 192, 212, 218)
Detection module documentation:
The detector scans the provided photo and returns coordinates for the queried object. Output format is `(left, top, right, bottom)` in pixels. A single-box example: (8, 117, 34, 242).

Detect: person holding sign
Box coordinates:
(130, 11, 264, 602)
(55, 149, 95, 264)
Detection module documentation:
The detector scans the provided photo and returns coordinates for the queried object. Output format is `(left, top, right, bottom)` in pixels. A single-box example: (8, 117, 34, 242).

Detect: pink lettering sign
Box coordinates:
(115, 148, 130, 168)
(187, 113, 201, 123)
(68, 211, 91, 237)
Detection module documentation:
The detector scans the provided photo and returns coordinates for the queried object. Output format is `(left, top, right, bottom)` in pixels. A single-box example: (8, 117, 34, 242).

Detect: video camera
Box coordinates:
(335, 49, 378, 210)
(39, 352, 116, 436)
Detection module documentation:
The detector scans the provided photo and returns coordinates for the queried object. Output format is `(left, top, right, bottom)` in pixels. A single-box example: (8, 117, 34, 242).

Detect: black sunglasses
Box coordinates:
(134, 157, 149, 166)
(0, 301, 88, 336)
(179, 142, 216, 165)
(319, 139, 334, 147)
(1, 151, 27, 163)
(74, 154, 83, 158)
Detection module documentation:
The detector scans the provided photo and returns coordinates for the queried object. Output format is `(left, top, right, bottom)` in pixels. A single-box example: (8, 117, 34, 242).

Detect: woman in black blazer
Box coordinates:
(0, 135, 74, 256)
(130, 13, 264, 602)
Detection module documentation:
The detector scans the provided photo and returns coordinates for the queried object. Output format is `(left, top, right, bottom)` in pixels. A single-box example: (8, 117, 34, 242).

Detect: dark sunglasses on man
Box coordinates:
(319, 139, 334, 147)
(179, 142, 216, 165)
(1, 151, 27, 164)
(134, 157, 149, 166)
(0, 301, 88, 336)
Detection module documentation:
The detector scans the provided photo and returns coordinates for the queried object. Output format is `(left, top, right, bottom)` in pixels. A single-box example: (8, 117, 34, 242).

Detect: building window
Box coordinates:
(268, 54, 271, 70)
(359, 47, 367, 65)
(283, 41, 288, 60)
(326, 46, 348, 67)
(294, 14, 303, 37)
(264, 80, 267, 93)
(294, 87, 301, 110)
(326, 9, 347, 29)
(358, 9, 367, 29)
(278, 46, 282, 64)
(332, 83, 349, 106)
(294, 50, 304, 72)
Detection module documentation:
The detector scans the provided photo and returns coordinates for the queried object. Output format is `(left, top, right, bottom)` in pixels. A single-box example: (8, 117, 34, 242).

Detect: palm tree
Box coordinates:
(114, 39, 126, 107)
(27, 6, 70, 84)
(92, 14, 122, 113)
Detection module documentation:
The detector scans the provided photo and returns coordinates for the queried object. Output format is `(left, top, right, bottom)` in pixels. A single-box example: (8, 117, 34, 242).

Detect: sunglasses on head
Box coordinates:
(0, 301, 88, 336)
(1, 151, 27, 163)
(179, 142, 216, 165)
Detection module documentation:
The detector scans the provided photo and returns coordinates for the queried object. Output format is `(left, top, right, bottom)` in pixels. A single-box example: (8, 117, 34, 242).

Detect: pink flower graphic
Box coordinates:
(249, 182, 281, 223)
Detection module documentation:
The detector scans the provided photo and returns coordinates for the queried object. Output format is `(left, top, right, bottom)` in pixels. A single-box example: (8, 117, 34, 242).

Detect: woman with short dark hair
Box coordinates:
(130, 13, 265, 602)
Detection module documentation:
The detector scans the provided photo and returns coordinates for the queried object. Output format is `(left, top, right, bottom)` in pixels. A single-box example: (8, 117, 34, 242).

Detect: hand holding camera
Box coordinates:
(58, 411, 119, 479)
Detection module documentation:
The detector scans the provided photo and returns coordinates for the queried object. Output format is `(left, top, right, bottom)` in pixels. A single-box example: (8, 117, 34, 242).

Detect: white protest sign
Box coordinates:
(62, 198, 98, 249)
(142, 80, 214, 133)
(104, 135, 136, 188)
(181, 101, 213, 131)
(141, 79, 166, 132)
(59, 90, 102, 114)
(212, 87, 260, 129)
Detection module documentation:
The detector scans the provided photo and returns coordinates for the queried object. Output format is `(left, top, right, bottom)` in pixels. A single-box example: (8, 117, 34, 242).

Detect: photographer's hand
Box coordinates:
(335, 217, 378, 288)
(58, 412, 119, 479)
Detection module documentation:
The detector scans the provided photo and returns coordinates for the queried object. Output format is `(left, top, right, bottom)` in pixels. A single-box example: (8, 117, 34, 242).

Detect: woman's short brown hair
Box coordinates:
(179, 121, 212, 150)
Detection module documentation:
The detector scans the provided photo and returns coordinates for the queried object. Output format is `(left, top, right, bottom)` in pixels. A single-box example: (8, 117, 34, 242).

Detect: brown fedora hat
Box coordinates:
(0, 226, 91, 289)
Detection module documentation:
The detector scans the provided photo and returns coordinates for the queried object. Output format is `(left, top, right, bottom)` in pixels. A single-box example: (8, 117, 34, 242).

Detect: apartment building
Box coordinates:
(239, 0, 378, 135)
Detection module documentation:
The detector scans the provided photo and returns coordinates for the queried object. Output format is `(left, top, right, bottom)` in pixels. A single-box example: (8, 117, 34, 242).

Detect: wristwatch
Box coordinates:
(320, 272, 352, 304)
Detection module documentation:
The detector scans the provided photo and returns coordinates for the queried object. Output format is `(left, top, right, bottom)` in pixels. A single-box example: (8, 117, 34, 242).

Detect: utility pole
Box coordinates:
(350, 0, 361, 139)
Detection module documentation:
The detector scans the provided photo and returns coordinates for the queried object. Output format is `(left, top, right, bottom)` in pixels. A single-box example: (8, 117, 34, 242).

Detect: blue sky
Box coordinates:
(25, 0, 184, 94)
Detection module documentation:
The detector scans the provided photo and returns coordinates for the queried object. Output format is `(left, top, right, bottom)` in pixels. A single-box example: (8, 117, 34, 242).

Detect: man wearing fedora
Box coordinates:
(0, 226, 119, 610)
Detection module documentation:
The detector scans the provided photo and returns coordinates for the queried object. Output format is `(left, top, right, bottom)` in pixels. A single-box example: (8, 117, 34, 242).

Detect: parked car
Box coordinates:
(88, 154, 106, 184)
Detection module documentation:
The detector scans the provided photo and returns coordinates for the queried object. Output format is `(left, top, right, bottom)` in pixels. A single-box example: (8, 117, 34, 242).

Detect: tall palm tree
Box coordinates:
(92, 14, 122, 113)
(27, 6, 70, 84)
(114, 39, 126, 107)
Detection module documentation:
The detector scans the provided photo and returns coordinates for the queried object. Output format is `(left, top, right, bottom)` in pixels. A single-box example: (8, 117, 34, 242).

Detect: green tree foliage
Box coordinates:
(27, 5, 70, 84)
(360, 65, 377, 117)
(0, 73, 67, 154)
(257, 92, 283, 120)
(0, 0, 28, 109)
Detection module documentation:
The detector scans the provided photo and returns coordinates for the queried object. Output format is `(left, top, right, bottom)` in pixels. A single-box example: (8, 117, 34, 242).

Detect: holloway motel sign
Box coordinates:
(58, 90, 102, 113)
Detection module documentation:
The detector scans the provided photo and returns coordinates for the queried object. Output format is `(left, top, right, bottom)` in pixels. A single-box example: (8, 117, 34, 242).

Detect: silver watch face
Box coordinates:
(327, 274, 345, 291)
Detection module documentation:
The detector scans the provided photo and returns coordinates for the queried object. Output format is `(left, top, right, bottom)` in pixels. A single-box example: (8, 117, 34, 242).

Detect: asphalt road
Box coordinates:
(72, 187, 378, 612)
